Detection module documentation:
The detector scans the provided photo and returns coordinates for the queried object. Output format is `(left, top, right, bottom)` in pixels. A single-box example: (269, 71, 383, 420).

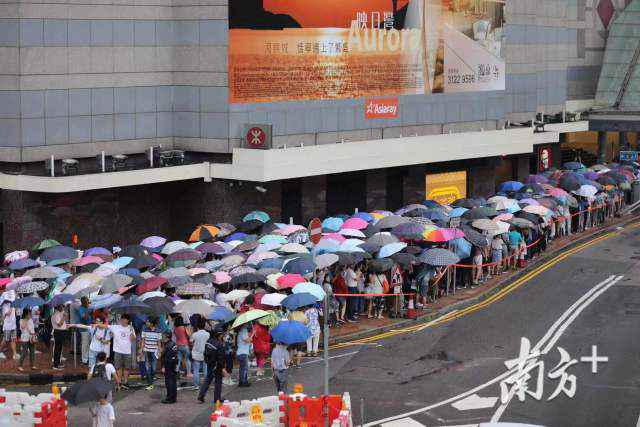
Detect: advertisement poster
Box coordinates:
(425, 170, 467, 205)
(229, 0, 505, 104)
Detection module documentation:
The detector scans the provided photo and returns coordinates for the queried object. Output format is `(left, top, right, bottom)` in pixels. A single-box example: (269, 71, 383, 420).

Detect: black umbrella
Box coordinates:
(62, 378, 113, 405)
(144, 297, 175, 315)
(238, 220, 263, 233)
(167, 276, 190, 287)
(368, 258, 394, 273)
(596, 174, 617, 186)
(337, 252, 358, 266)
(515, 211, 543, 224)
(110, 298, 153, 315)
(131, 255, 159, 270)
(40, 246, 77, 262)
(559, 174, 581, 192)
(462, 208, 489, 220)
(362, 224, 381, 238)
(282, 257, 317, 275)
(120, 245, 150, 259)
(451, 198, 480, 209)
(460, 226, 489, 247)
(518, 183, 546, 195)
(391, 253, 416, 267)
(230, 272, 266, 286)
(359, 242, 382, 254)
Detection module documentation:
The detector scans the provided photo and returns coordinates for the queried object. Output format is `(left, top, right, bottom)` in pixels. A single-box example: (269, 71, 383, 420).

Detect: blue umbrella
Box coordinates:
(40, 246, 77, 263)
(352, 212, 374, 223)
(563, 161, 585, 171)
(119, 267, 140, 276)
(89, 294, 123, 310)
(258, 258, 285, 270)
(207, 306, 236, 323)
(377, 242, 407, 259)
(314, 240, 340, 254)
(499, 181, 524, 192)
(282, 293, 317, 310)
(292, 282, 326, 301)
(225, 232, 247, 243)
(243, 211, 270, 223)
(449, 207, 468, 218)
(322, 217, 344, 232)
(282, 257, 316, 275)
(112, 257, 133, 269)
(422, 200, 441, 209)
(9, 258, 39, 271)
(13, 296, 45, 309)
(46, 293, 76, 306)
(84, 247, 112, 257)
(420, 209, 448, 222)
(270, 320, 311, 345)
(449, 238, 472, 259)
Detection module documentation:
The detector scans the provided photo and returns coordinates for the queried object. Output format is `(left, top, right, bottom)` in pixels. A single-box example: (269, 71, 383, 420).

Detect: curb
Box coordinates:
(2, 215, 635, 386)
(326, 214, 639, 346)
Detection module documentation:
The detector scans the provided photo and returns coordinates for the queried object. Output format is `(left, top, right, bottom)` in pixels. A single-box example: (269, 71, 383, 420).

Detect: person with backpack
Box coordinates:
(160, 331, 178, 404)
(197, 326, 229, 405)
(75, 317, 111, 375)
(91, 352, 118, 402)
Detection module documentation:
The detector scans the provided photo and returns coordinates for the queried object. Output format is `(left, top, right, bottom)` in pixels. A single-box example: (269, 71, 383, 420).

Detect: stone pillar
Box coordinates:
(598, 131, 607, 163)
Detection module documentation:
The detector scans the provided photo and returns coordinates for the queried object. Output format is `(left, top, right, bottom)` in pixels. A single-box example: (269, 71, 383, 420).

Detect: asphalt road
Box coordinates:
(14, 221, 640, 427)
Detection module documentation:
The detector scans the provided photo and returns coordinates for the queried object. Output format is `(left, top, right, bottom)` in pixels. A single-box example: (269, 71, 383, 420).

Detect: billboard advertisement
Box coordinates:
(229, 0, 505, 104)
(425, 170, 467, 205)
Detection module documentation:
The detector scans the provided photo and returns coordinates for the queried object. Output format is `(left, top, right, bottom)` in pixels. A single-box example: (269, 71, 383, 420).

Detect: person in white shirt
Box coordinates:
(75, 317, 112, 374)
(107, 314, 136, 388)
(51, 305, 68, 369)
(18, 308, 35, 371)
(1, 301, 17, 360)
(89, 398, 115, 427)
(91, 351, 119, 402)
(189, 319, 210, 388)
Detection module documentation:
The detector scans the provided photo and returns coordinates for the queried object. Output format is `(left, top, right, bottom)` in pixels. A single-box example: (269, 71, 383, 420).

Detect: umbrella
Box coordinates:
(282, 257, 316, 275)
(293, 282, 326, 301)
(145, 296, 175, 315)
(110, 299, 153, 315)
(280, 243, 309, 254)
(197, 242, 228, 256)
(499, 181, 524, 192)
(231, 309, 271, 329)
(336, 252, 358, 266)
(275, 225, 307, 236)
(9, 258, 39, 271)
(32, 239, 61, 251)
(408, 217, 435, 227)
(212, 271, 232, 285)
(136, 276, 167, 295)
(314, 253, 339, 270)
(391, 253, 417, 267)
(391, 222, 425, 240)
(270, 320, 311, 345)
(167, 249, 203, 262)
(261, 293, 288, 307)
(190, 225, 221, 242)
(526, 175, 549, 184)
(98, 274, 133, 294)
(574, 185, 598, 198)
(425, 228, 464, 243)
(16, 281, 49, 294)
(47, 293, 76, 306)
(322, 217, 344, 232)
(139, 291, 166, 301)
(4, 250, 28, 264)
(282, 293, 317, 310)
(229, 265, 257, 277)
(174, 299, 216, 316)
(522, 205, 550, 216)
(449, 207, 468, 218)
(377, 242, 407, 259)
(451, 198, 480, 208)
(207, 306, 236, 323)
(40, 246, 77, 263)
(176, 283, 210, 296)
(519, 198, 540, 206)
(472, 219, 500, 233)
(62, 378, 113, 405)
(6, 276, 32, 292)
(238, 219, 264, 233)
(24, 266, 59, 279)
(339, 228, 366, 238)
(131, 255, 159, 270)
(138, 237, 165, 251)
(509, 218, 535, 229)
(366, 233, 399, 246)
(375, 215, 410, 229)
(161, 241, 189, 255)
(515, 211, 543, 224)
(224, 289, 251, 302)
(259, 235, 288, 245)
(449, 237, 472, 259)
(277, 274, 306, 289)
(236, 240, 260, 252)
(65, 273, 102, 295)
(559, 174, 581, 192)
(71, 256, 105, 268)
(368, 258, 394, 273)
(518, 184, 546, 195)
(419, 248, 460, 266)
(341, 218, 368, 230)
(89, 293, 123, 310)
(13, 296, 45, 309)
(563, 161, 585, 170)
(461, 208, 489, 220)
(230, 273, 266, 286)
(119, 245, 149, 259)
(243, 211, 270, 223)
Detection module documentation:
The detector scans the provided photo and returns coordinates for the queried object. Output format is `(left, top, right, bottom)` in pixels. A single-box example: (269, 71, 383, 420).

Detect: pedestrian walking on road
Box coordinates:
(140, 317, 162, 390)
(197, 326, 229, 405)
(271, 343, 291, 394)
(160, 331, 178, 404)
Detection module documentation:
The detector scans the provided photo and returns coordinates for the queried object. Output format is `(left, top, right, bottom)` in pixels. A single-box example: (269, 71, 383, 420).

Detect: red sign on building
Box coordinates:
(246, 127, 267, 149)
(538, 146, 552, 172)
(365, 98, 399, 119)
(308, 218, 323, 245)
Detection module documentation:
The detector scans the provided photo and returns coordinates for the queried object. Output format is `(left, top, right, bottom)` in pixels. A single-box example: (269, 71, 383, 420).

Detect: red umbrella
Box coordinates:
(136, 276, 168, 295)
(277, 273, 305, 289)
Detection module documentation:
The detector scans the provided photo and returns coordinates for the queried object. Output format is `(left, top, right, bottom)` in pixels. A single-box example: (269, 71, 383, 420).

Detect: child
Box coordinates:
(89, 397, 115, 427)
(91, 352, 119, 402)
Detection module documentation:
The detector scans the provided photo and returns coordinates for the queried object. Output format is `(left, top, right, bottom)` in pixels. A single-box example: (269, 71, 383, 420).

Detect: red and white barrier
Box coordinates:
(0, 389, 67, 426)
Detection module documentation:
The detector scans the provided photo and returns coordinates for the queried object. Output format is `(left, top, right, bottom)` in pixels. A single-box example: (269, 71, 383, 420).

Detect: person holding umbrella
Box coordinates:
(160, 331, 178, 404)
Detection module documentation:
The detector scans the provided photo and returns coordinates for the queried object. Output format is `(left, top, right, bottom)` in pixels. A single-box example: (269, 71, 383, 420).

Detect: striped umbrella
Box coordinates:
(189, 225, 221, 242)
(419, 248, 460, 266)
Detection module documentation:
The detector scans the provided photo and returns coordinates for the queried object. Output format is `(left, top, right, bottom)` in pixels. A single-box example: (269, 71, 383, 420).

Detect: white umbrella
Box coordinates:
(280, 243, 309, 254)
(339, 228, 366, 238)
(173, 299, 216, 316)
(260, 293, 287, 307)
(314, 253, 339, 270)
(161, 241, 189, 255)
(573, 185, 598, 199)
(523, 205, 551, 216)
(223, 289, 251, 302)
(93, 262, 119, 277)
(64, 273, 102, 295)
(266, 273, 283, 289)
(139, 291, 166, 301)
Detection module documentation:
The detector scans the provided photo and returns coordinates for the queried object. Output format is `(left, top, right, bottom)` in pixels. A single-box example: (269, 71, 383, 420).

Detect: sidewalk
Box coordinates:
(1, 214, 635, 385)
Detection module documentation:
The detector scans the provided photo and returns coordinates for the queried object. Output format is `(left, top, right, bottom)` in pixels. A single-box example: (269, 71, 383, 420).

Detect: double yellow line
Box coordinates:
(331, 223, 636, 350)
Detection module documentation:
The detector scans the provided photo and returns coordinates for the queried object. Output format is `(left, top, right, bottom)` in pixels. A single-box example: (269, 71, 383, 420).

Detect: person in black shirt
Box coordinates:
(160, 331, 178, 404)
(197, 326, 229, 405)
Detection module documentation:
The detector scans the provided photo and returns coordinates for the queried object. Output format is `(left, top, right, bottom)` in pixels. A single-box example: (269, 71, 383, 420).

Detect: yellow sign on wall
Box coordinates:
(425, 171, 467, 205)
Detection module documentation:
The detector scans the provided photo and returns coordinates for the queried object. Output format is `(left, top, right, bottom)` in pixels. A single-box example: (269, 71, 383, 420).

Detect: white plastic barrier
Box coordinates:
(214, 394, 285, 427)
(0, 389, 56, 426)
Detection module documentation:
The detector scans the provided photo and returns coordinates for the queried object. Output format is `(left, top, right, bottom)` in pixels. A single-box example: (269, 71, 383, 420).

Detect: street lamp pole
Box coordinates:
(323, 291, 330, 427)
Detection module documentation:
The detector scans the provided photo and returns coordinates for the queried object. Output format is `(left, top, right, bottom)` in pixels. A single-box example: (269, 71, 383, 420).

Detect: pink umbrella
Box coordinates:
(246, 251, 280, 265)
(212, 271, 232, 285)
(424, 228, 464, 243)
(71, 256, 105, 267)
(321, 233, 346, 243)
(151, 253, 164, 262)
(494, 213, 514, 221)
(4, 251, 28, 264)
(519, 198, 540, 206)
(6, 276, 32, 292)
(277, 273, 305, 289)
(140, 236, 166, 249)
(341, 218, 368, 230)
(274, 225, 306, 236)
(547, 187, 569, 198)
(0, 278, 11, 289)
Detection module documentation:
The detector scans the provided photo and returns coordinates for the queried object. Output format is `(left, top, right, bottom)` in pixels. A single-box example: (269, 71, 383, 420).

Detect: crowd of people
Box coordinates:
(0, 161, 636, 414)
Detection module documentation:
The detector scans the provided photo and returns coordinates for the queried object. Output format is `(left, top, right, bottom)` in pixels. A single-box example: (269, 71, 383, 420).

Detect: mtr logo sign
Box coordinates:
(365, 98, 399, 119)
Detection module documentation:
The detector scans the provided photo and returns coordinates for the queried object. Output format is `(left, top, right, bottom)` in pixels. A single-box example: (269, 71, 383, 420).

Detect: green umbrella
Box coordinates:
(257, 311, 282, 329)
(230, 309, 271, 329)
(33, 239, 61, 251)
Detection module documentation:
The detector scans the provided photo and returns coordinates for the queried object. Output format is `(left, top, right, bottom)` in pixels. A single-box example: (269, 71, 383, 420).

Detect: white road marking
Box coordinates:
(380, 417, 427, 427)
(299, 350, 360, 366)
(365, 275, 622, 426)
(635, 412, 640, 427)
(451, 394, 498, 411)
(413, 310, 460, 333)
(438, 425, 478, 427)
